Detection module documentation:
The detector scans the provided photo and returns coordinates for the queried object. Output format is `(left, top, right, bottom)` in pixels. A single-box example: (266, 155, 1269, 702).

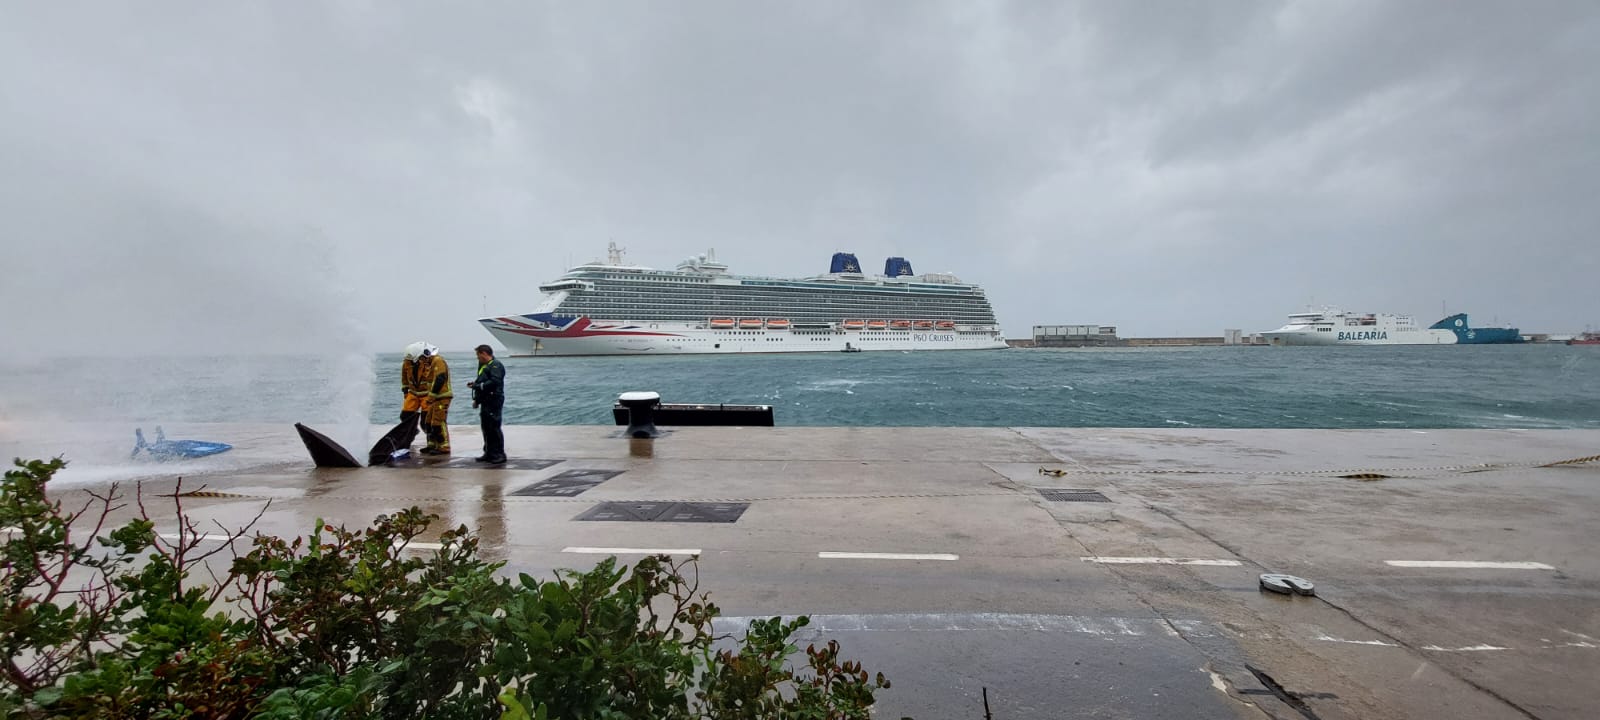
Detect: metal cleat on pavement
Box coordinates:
(1259, 574, 1316, 597)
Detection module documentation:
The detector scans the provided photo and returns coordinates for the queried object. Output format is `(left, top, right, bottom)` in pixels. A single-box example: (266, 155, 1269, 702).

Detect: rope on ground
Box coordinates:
(1539, 453, 1600, 467)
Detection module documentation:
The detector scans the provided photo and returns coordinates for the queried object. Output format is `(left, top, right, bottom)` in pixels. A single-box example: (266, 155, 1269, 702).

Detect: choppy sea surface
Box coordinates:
(3, 346, 1596, 431)
(382, 345, 1597, 429)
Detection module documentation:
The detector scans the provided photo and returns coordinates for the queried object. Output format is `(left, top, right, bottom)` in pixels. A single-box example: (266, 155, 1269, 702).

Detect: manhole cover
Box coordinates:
(576, 501, 750, 524)
(575, 501, 677, 522)
(657, 502, 750, 523)
(508, 469, 623, 497)
(1039, 489, 1111, 503)
(508, 480, 599, 497)
(546, 469, 623, 483)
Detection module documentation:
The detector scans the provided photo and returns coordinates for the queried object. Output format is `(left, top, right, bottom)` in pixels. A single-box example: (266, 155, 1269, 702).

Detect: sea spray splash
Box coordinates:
(0, 215, 378, 482)
(295, 228, 377, 458)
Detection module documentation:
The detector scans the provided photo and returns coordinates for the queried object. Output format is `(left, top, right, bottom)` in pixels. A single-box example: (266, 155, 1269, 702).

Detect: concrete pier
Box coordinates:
(9, 424, 1599, 719)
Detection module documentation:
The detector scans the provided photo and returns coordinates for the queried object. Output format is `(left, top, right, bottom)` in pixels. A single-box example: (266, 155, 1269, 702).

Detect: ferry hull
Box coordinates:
(481, 317, 1006, 356)
(1262, 311, 1524, 346)
(1262, 327, 1457, 346)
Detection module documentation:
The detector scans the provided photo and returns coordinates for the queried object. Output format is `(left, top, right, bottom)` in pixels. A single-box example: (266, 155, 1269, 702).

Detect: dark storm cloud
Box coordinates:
(2, 0, 1595, 353)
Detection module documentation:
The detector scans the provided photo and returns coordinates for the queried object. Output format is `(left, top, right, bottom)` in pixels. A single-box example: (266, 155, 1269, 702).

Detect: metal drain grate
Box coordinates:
(1039, 489, 1111, 503)
(576, 501, 750, 523)
(508, 469, 623, 497)
(545, 469, 624, 483)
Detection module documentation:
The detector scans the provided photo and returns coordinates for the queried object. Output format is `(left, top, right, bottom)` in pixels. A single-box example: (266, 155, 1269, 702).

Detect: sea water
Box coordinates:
(367, 345, 1599, 429)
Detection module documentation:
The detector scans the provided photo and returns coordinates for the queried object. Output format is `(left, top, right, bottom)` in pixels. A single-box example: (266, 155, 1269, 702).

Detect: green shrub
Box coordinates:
(0, 458, 895, 719)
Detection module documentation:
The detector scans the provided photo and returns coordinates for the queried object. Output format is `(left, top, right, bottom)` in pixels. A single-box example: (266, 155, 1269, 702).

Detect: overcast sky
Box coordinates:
(3, 0, 1597, 354)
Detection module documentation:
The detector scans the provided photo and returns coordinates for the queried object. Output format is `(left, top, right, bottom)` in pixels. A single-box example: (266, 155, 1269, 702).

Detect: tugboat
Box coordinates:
(840, 342, 862, 353)
(1569, 332, 1600, 346)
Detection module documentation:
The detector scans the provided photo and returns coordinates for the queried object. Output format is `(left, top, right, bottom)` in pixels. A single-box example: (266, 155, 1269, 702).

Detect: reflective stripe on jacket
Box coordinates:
(422, 354, 452, 398)
(402, 358, 430, 395)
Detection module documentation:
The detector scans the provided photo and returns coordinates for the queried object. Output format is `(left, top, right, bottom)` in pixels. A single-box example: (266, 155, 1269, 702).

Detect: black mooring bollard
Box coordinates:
(618, 391, 662, 439)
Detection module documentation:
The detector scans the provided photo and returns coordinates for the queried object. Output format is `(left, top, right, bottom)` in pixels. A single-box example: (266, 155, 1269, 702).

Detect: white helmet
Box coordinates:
(403, 341, 427, 361)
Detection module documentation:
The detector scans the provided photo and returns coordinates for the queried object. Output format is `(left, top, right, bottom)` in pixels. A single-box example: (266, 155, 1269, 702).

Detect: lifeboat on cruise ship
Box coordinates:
(935, 320, 956, 329)
(841, 319, 867, 330)
(765, 318, 791, 329)
(866, 319, 888, 330)
(890, 319, 911, 329)
(709, 318, 735, 329)
(912, 320, 934, 329)
(738, 318, 764, 329)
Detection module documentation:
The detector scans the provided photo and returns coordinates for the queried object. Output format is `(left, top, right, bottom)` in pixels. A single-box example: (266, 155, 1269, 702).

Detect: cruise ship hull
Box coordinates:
(481, 316, 1007, 356)
(483, 248, 1009, 356)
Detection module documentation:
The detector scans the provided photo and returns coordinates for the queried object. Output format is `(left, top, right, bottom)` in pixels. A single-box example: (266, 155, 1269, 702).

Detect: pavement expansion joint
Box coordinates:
(1038, 488, 1113, 502)
(1034, 453, 1600, 477)
(1244, 665, 1327, 720)
(181, 490, 1025, 504)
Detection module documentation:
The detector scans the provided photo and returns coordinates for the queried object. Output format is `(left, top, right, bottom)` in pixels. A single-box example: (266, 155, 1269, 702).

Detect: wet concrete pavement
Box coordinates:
(10, 425, 1599, 719)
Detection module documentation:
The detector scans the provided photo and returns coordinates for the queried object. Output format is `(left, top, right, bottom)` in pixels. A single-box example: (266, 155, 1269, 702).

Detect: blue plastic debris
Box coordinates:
(131, 427, 233, 460)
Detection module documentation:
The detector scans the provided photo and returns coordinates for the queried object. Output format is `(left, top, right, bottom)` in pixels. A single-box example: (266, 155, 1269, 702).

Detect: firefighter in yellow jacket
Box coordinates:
(416, 344, 453, 454)
(400, 342, 433, 427)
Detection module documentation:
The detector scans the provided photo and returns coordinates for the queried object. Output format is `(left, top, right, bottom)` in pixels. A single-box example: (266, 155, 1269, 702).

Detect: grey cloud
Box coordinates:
(2, 0, 1595, 355)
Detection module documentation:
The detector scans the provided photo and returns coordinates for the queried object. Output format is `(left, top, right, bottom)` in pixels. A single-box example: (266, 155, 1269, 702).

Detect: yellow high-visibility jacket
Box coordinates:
(420, 354, 452, 399)
(401, 357, 430, 396)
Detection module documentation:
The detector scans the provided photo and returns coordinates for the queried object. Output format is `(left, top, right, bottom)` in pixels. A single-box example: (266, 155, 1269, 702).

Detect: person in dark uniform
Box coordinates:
(467, 344, 506, 464)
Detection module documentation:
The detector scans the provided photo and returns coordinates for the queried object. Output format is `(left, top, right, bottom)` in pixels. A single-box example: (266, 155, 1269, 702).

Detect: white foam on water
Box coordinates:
(0, 226, 376, 484)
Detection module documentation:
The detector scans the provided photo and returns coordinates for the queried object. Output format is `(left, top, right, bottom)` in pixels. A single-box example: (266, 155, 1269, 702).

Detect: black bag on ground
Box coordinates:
(368, 415, 421, 466)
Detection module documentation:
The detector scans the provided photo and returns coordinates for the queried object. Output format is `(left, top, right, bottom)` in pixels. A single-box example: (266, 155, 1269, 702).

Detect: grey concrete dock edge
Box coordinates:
(14, 425, 1600, 720)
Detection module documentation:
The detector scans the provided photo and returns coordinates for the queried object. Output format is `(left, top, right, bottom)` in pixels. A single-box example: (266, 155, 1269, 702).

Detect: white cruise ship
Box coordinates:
(1261, 308, 1524, 346)
(479, 244, 1008, 356)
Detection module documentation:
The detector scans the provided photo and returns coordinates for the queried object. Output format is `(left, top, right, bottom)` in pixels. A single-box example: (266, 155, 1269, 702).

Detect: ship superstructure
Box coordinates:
(480, 244, 1007, 356)
(1261, 308, 1524, 346)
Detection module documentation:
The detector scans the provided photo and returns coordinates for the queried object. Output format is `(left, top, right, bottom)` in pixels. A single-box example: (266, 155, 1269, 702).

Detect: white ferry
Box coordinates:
(480, 244, 1008, 356)
(1261, 308, 1524, 346)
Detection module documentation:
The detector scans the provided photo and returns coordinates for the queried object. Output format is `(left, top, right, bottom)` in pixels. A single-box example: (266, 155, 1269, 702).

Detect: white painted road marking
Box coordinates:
(563, 546, 702, 555)
(158, 532, 233, 542)
(1314, 633, 1399, 647)
(1081, 556, 1242, 566)
(818, 552, 959, 561)
(707, 614, 1595, 655)
(1386, 560, 1555, 570)
(714, 613, 1211, 636)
